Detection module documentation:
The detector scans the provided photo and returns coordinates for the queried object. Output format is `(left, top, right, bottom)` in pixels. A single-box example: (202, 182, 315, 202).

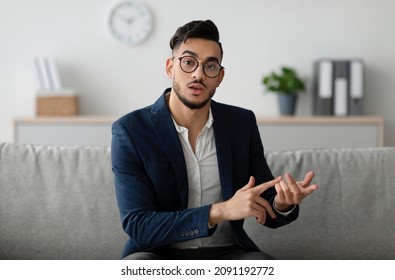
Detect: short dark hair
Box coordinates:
(169, 20, 223, 58)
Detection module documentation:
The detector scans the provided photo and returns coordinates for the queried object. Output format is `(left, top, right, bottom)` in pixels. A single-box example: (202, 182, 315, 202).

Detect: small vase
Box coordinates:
(278, 93, 297, 115)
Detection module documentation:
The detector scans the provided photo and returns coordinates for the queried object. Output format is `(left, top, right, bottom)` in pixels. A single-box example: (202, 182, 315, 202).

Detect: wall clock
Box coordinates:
(107, 0, 154, 45)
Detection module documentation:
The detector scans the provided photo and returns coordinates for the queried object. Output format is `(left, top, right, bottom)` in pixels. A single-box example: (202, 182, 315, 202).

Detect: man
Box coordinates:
(111, 19, 318, 260)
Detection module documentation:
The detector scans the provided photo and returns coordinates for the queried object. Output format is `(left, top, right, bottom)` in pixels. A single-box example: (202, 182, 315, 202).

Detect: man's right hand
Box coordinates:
(208, 176, 282, 227)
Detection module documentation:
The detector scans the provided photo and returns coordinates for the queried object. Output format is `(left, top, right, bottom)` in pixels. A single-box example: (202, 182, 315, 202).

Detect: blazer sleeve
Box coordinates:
(111, 120, 215, 253)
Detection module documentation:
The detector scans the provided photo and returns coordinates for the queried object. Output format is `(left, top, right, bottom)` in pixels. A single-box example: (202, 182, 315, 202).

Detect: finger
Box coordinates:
(285, 173, 297, 184)
(240, 176, 255, 191)
(254, 176, 282, 194)
(274, 183, 285, 202)
(301, 171, 315, 187)
(254, 196, 277, 219)
(255, 210, 267, 225)
(279, 178, 292, 195)
(303, 184, 319, 195)
(285, 173, 301, 194)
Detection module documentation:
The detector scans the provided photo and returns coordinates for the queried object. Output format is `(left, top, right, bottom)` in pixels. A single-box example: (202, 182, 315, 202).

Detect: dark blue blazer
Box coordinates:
(111, 89, 299, 258)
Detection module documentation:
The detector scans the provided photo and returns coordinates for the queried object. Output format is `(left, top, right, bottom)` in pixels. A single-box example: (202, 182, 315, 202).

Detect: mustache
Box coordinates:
(187, 79, 207, 88)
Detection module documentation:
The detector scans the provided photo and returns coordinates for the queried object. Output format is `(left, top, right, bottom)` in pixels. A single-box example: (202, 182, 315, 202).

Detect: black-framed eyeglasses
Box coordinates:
(174, 56, 224, 78)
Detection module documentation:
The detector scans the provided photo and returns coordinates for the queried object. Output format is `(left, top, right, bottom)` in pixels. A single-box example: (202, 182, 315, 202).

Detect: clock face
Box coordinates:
(108, 0, 154, 45)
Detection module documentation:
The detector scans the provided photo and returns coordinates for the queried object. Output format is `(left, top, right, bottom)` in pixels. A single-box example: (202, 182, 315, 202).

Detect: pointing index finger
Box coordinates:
(254, 176, 282, 195)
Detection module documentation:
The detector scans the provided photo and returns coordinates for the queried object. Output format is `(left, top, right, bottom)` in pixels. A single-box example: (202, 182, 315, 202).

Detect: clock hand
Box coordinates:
(116, 14, 134, 24)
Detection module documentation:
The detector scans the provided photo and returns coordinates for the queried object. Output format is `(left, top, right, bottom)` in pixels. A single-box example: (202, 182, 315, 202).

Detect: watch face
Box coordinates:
(108, 0, 154, 45)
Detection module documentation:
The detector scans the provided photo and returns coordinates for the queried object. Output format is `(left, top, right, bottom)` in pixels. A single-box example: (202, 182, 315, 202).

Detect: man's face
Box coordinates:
(166, 38, 224, 110)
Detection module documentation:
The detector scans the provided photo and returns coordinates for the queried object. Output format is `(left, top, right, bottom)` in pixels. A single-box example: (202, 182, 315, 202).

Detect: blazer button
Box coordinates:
(189, 230, 195, 236)
(185, 231, 190, 237)
(194, 229, 200, 235)
(181, 231, 185, 237)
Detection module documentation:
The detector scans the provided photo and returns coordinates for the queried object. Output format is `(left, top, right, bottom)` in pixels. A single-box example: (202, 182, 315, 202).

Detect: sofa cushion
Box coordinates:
(0, 142, 127, 260)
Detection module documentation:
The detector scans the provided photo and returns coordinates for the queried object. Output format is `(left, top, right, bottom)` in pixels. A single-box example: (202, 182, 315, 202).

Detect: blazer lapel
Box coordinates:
(211, 101, 234, 201)
(150, 91, 189, 207)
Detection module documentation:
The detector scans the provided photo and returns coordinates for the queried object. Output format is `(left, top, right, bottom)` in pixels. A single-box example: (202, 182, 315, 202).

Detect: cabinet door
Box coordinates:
(258, 124, 381, 152)
(15, 123, 112, 146)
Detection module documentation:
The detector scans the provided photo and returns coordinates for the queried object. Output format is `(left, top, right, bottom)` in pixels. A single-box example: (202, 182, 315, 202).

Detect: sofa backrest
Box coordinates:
(0, 142, 127, 260)
(245, 147, 395, 259)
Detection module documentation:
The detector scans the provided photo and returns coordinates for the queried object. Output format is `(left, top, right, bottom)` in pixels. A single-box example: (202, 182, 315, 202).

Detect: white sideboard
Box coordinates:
(14, 116, 384, 151)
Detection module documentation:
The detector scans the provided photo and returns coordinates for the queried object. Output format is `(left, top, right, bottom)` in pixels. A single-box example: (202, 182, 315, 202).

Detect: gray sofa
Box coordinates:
(1, 142, 394, 260)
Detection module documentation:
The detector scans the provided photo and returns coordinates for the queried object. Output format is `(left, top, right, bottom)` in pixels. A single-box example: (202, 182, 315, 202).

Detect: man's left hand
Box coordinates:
(273, 171, 318, 212)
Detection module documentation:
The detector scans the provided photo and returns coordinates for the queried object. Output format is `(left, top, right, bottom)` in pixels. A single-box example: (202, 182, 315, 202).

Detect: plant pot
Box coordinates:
(278, 94, 297, 115)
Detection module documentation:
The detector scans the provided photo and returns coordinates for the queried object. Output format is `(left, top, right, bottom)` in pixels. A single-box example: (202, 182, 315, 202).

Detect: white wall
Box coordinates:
(1, 0, 395, 145)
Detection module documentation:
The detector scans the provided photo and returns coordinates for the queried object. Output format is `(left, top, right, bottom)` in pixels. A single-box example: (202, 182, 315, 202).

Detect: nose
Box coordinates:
(191, 62, 206, 80)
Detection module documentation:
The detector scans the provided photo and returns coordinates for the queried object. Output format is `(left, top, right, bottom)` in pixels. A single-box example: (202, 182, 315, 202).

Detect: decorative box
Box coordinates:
(36, 93, 77, 116)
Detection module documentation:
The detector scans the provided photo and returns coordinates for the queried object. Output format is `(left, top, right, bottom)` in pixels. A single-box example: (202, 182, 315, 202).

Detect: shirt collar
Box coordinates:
(172, 108, 214, 133)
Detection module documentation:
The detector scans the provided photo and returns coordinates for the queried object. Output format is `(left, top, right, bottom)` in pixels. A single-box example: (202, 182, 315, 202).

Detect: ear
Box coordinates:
(216, 68, 225, 87)
(166, 57, 174, 79)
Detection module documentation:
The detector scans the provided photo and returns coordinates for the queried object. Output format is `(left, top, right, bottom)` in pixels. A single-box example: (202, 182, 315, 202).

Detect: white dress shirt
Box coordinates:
(171, 109, 236, 249)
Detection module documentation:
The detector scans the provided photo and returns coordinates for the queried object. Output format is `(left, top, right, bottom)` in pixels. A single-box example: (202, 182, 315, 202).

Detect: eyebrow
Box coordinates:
(180, 50, 220, 63)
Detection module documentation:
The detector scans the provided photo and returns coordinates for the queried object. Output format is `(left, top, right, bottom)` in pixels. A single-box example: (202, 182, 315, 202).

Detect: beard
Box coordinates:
(172, 79, 216, 110)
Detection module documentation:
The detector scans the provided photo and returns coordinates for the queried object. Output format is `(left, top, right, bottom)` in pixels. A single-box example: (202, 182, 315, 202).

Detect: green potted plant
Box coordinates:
(262, 66, 305, 115)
